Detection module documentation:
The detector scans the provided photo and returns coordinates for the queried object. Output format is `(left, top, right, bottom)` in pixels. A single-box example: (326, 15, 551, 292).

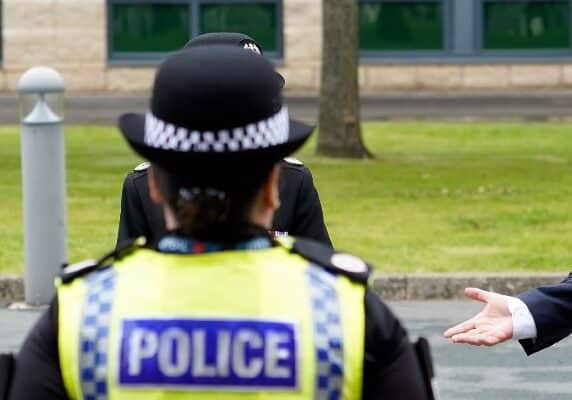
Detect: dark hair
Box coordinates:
(152, 163, 275, 241)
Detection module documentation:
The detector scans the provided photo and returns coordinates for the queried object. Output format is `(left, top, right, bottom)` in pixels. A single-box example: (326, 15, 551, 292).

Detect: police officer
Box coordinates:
(8, 47, 430, 400)
(117, 33, 331, 246)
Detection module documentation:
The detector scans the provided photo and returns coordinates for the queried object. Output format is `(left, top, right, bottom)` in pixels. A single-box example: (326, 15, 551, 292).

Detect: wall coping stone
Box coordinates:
(0, 273, 566, 304)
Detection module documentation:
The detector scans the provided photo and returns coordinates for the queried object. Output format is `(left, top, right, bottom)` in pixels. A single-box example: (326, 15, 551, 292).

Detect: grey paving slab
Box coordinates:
(1, 301, 571, 399)
(0, 309, 41, 353)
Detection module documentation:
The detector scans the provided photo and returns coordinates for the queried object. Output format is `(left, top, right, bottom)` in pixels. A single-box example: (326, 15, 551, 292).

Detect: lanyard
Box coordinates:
(157, 235, 272, 255)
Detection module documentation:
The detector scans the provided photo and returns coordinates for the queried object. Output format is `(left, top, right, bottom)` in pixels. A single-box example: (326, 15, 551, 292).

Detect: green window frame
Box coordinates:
(199, 0, 282, 55)
(107, 0, 283, 63)
(479, 0, 572, 52)
(109, 0, 191, 60)
(360, 0, 572, 63)
(358, 0, 451, 58)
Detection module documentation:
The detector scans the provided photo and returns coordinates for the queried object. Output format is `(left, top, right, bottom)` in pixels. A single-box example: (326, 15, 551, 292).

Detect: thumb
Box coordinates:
(465, 287, 492, 304)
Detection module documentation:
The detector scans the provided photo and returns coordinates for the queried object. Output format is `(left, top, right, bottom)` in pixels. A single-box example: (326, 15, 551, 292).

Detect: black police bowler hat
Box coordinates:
(118, 46, 313, 172)
(183, 32, 285, 88)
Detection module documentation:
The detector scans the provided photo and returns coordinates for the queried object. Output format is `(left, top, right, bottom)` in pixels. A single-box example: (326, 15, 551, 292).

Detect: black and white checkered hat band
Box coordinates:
(144, 107, 290, 152)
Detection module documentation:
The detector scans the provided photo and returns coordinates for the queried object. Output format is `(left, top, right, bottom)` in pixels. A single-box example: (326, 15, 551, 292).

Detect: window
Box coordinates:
(482, 1, 570, 50)
(200, 2, 279, 53)
(359, 0, 572, 62)
(359, 0, 445, 52)
(111, 2, 190, 55)
(107, 0, 282, 62)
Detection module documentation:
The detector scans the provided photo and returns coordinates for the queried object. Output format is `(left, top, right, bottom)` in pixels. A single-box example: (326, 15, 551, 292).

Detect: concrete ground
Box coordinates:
(4, 90, 572, 125)
(2, 301, 571, 399)
(399, 301, 572, 400)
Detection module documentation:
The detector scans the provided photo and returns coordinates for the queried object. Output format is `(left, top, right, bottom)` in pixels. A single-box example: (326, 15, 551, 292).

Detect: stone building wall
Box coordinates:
(3, 0, 107, 91)
(1, 0, 571, 93)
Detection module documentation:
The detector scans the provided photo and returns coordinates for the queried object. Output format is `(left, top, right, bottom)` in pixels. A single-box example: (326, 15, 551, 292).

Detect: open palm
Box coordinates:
(444, 288, 513, 346)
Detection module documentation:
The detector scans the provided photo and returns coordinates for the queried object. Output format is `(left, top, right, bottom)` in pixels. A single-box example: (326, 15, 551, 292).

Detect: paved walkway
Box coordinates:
(2, 301, 571, 399)
(399, 301, 572, 400)
(3, 90, 572, 125)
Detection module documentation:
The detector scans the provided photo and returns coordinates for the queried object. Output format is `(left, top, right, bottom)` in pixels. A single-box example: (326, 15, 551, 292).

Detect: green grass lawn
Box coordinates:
(1, 122, 572, 275)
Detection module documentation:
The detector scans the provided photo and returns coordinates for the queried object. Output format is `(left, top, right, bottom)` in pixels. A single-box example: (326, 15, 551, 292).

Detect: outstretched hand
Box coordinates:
(443, 287, 513, 346)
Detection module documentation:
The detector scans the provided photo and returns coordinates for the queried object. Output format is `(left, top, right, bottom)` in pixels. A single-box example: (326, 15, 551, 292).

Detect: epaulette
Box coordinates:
(59, 237, 146, 284)
(133, 162, 150, 172)
(282, 157, 304, 166)
(59, 258, 100, 284)
(289, 237, 371, 284)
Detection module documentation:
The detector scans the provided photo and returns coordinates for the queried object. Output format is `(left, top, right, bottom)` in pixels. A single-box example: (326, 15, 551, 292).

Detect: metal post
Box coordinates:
(18, 67, 66, 305)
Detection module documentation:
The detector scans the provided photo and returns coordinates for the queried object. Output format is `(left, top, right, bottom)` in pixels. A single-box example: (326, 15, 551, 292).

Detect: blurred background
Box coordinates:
(3, 3, 572, 397)
(1, 0, 572, 92)
(2, 0, 572, 276)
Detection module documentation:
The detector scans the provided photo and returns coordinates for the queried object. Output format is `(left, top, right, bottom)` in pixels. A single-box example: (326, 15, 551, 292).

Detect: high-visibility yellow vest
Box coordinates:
(57, 238, 366, 400)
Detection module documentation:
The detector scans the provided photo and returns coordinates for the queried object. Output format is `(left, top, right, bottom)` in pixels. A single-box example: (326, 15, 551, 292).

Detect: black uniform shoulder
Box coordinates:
(125, 162, 150, 183)
(59, 237, 146, 284)
(133, 161, 150, 173)
(281, 157, 304, 167)
(279, 158, 314, 192)
(288, 237, 371, 284)
(280, 158, 311, 175)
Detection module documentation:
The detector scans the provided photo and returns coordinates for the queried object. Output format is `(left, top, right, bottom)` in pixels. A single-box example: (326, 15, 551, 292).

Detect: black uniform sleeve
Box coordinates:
(518, 273, 572, 355)
(8, 298, 69, 400)
(116, 172, 152, 246)
(290, 167, 332, 247)
(362, 290, 429, 400)
(0, 354, 15, 400)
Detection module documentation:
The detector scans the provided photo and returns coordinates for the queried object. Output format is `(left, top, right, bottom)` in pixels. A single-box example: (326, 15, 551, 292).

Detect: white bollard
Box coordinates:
(18, 67, 66, 305)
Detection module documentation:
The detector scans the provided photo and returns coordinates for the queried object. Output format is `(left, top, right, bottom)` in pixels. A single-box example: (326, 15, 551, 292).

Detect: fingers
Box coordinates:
(443, 319, 476, 338)
(443, 288, 493, 338)
(444, 287, 512, 346)
(464, 287, 492, 304)
(449, 330, 505, 347)
(446, 321, 512, 346)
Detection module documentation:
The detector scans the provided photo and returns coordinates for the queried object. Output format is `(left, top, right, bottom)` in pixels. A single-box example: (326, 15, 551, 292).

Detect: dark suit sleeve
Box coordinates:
(116, 172, 151, 246)
(362, 290, 429, 400)
(518, 274, 572, 355)
(289, 167, 332, 246)
(9, 298, 69, 400)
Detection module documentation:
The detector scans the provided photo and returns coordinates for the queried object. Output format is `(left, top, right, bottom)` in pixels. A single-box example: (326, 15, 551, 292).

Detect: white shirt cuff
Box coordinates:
(506, 296, 537, 340)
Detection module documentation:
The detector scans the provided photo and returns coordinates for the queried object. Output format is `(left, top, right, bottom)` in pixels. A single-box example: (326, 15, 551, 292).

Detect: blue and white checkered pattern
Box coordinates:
(79, 267, 116, 400)
(307, 265, 344, 400)
(144, 106, 290, 153)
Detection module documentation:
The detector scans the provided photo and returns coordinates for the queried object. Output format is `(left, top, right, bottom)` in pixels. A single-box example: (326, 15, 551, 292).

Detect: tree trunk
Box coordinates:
(317, 0, 372, 158)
